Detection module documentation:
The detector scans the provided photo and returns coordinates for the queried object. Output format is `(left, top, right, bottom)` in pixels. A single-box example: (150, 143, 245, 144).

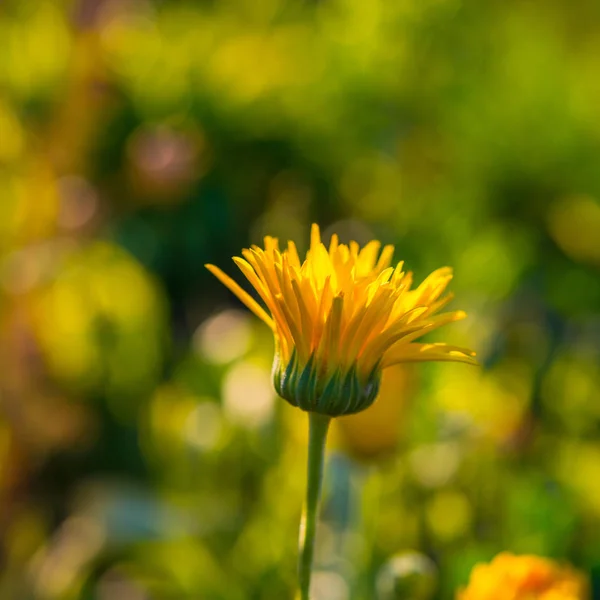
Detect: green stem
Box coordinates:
(298, 412, 331, 600)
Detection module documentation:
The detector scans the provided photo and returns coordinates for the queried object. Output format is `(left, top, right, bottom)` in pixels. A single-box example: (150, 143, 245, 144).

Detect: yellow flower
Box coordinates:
(206, 224, 476, 416)
(458, 553, 589, 600)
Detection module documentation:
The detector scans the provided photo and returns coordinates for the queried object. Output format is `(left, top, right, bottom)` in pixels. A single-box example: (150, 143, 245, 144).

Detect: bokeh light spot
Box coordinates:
(425, 490, 473, 543)
(194, 310, 252, 364)
(310, 570, 349, 600)
(183, 401, 223, 452)
(548, 195, 600, 266)
(409, 443, 461, 489)
(223, 361, 275, 428)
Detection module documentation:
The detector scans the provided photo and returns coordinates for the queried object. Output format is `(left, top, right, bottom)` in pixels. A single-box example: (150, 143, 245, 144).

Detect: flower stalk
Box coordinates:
(298, 412, 331, 600)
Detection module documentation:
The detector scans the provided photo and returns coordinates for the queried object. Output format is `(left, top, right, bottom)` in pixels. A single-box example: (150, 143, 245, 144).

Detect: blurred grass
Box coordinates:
(0, 0, 599, 598)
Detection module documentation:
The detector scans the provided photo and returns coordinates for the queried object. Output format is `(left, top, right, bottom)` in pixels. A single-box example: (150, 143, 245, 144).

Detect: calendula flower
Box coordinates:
(207, 224, 476, 600)
(206, 223, 476, 416)
(458, 553, 589, 600)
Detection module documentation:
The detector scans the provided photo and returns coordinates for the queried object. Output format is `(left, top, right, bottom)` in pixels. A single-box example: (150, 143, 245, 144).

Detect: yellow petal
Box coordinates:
(382, 343, 478, 368)
(205, 264, 274, 329)
(310, 223, 321, 252)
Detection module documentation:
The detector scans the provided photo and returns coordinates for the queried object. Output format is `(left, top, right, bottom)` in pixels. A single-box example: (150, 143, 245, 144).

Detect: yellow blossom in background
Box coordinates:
(207, 224, 476, 416)
(333, 364, 416, 460)
(458, 553, 589, 600)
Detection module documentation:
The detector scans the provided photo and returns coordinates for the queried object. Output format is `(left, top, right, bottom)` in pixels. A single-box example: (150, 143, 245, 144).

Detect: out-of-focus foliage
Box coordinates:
(0, 0, 599, 598)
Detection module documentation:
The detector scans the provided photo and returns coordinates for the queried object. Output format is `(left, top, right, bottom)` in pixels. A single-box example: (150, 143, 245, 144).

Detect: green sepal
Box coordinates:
(317, 366, 344, 413)
(273, 351, 382, 417)
(296, 355, 317, 412)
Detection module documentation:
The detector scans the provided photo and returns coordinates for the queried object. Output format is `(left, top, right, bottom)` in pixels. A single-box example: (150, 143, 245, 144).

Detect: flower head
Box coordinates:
(458, 553, 589, 600)
(206, 224, 476, 416)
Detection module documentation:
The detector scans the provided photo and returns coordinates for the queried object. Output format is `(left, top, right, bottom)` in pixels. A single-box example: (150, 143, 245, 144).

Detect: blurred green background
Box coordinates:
(1, 0, 600, 598)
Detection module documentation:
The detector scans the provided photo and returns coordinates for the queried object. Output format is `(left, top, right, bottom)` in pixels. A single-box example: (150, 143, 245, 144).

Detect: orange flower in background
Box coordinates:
(207, 224, 476, 417)
(458, 553, 589, 600)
